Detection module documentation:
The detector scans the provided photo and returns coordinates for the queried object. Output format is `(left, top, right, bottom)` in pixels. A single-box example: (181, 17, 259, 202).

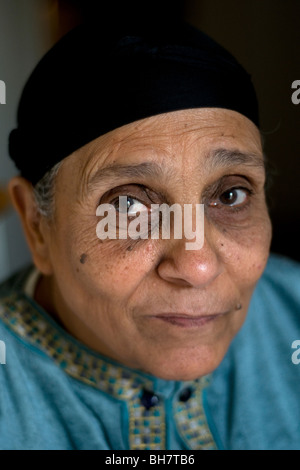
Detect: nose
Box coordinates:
(156, 224, 223, 288)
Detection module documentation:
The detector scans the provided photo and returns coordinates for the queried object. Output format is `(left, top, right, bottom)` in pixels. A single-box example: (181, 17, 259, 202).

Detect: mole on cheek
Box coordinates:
(80, 253, 88, 264)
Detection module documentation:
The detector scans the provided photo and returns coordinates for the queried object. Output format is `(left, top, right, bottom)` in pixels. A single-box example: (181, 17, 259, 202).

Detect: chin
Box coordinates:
(146, 365, 219, 382)
(141, 350, 226, 382)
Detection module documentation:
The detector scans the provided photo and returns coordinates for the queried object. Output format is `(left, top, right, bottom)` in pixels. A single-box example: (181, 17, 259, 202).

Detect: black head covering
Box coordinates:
(9, 19, 259, 185)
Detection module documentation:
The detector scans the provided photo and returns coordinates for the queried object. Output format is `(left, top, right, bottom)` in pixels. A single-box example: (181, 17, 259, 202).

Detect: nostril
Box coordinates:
(157, 242, 222, 289)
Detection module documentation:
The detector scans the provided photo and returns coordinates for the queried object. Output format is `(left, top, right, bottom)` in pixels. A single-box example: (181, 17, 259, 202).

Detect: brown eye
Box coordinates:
(219, 188, 249, 207)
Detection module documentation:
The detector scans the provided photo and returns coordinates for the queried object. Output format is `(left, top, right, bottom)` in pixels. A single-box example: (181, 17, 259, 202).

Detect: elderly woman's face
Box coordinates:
(40, 108, 271, 380)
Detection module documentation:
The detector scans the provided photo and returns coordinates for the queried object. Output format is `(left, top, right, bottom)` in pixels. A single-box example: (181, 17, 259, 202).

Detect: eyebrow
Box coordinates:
(87, 148, 266, 190)
(87, 162, 170, 190)
(207, 148, 266, 171)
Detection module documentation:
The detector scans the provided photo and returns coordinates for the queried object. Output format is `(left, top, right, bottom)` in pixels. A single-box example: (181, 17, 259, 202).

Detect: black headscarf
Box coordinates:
(9, 19, 259, 185)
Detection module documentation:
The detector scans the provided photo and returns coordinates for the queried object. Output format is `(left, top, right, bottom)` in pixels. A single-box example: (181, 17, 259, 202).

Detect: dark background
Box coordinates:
(52, 0, 300, 261)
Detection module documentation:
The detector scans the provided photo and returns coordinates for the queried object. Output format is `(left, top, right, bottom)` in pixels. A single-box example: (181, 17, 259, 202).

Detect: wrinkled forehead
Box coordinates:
(62, 108, 264, 188)
(109, 108, 262, 149)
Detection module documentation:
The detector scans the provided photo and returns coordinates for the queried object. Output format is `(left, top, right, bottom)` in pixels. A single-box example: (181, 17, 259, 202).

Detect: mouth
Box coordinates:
(150, 312, 230, 328)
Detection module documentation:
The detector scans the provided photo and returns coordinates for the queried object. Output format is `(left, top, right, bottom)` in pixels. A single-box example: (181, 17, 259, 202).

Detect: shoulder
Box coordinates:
(205, 254, 300, 449)
(260, 252, 300, 290)
(0, 264, 35, 370)
(250, 253, 300, 328)
(0, 264, 40, 401)
(232, 252, 300, 350)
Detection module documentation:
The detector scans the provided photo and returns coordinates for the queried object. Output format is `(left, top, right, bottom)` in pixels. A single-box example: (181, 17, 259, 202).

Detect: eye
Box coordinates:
(210, 188, 250, 208)
(112, 196, 148, 217)
(219, 188, 248, 206)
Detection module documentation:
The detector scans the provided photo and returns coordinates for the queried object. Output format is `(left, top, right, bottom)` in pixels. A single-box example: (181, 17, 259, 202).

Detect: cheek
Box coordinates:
(55, 212, 159, 301)
(216, 211, 272, 285)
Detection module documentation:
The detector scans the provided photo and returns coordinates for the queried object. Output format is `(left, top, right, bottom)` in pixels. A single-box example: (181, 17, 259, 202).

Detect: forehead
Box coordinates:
(104, 108, 260, 149)
(62, 108, 263, 185)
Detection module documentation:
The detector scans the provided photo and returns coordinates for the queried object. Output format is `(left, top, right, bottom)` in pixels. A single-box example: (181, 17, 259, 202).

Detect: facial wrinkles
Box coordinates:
(41, 111, 272, 380)
(58, 109, 266, 244)
(67, 110, 257, 210)
(91, 129, 202, 196)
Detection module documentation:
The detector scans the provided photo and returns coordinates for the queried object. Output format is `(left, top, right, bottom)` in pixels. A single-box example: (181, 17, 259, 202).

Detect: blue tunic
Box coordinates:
(0, 253, 299, 450)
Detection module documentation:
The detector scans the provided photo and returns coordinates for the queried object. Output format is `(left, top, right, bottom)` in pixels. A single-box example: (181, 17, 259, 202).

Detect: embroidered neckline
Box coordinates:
(0, 292, 156, 395)
(0, 291, 217, 450)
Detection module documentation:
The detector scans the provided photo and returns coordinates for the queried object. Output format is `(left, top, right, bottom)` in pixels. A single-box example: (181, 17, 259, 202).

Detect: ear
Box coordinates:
(8, 176, 53, 275)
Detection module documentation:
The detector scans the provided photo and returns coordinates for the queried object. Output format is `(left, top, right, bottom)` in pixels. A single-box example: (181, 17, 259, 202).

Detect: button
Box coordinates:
(179, 387, 193, 402)
(140, 389, 160, 410)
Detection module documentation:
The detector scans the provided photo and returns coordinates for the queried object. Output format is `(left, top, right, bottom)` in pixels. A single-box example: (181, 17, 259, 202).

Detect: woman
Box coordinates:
(1, 19, 299, 450)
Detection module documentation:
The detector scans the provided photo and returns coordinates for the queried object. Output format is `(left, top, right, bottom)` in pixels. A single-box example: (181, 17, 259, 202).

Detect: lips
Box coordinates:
(150, 312, 229, 328)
